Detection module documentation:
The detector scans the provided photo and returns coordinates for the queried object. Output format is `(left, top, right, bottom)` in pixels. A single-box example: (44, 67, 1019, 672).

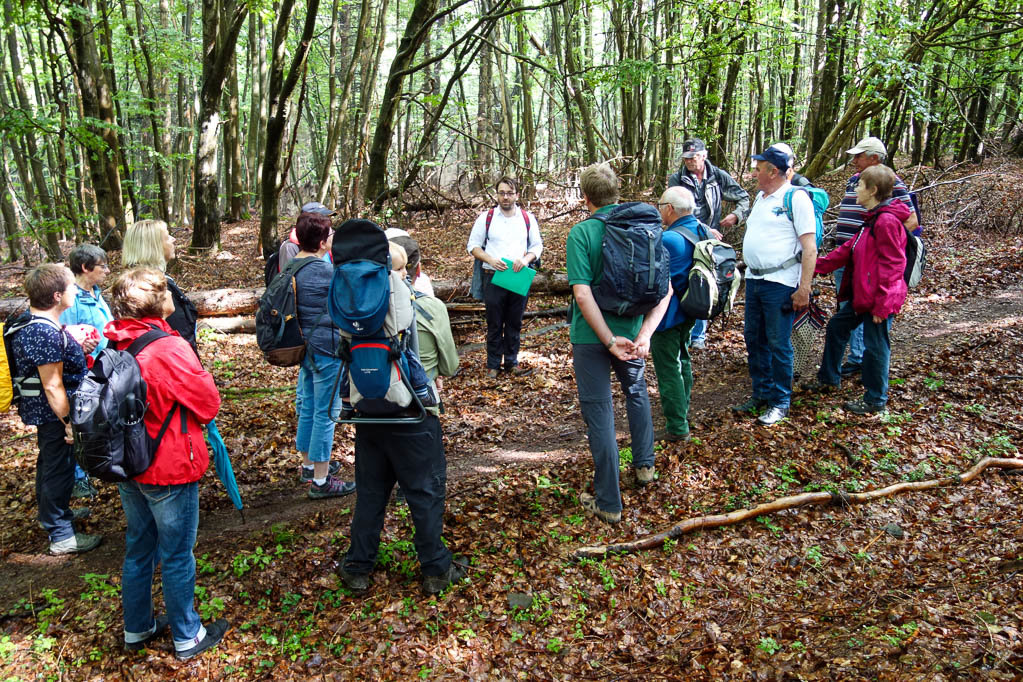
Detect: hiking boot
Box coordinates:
(690, 338, 706, 351)
(843, 398, 885, 415)
(507, 365, 534, 377)
(308, 476, 356, 500)
(422, 556, 469, 596)
(635, 466, 656, 486)
(125, 613, 170, 652)
(800, 379, 837, 394)
(49, 532, 102, 556)
(338, 567, 371, 594)
(579, 492, 621, 524)
(38, 507, 91, 531)
(654, 429, 690, 442)
(840, 362, 862, 377)
(731, 397, 768, 415)
(72, 479, 98, 499)
(756, 406, 789, 427)
(300, 460, 342, 483)
(175, 618, 229, 661)
(485, 368, 500, 379)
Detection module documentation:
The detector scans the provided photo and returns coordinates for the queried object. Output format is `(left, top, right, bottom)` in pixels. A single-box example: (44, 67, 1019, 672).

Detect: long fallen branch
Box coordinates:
(572, 457, 1023, 560)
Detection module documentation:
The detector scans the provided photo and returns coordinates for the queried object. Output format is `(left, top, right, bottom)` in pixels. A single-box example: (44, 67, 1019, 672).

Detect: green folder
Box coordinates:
(491, 258, 537, 296)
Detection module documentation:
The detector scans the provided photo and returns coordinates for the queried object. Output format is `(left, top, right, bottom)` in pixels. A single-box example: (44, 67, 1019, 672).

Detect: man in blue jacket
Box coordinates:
(650, 187, 708, 442)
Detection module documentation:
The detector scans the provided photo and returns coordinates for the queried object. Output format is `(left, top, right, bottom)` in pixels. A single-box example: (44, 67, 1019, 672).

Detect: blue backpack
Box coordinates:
(590, 202, 670, 317)
(784, 186, 829, 249)
(329, 219, 435, 422)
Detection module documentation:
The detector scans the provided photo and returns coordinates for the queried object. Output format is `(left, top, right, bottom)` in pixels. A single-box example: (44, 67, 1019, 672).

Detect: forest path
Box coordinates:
(1, 284, 1020, 612)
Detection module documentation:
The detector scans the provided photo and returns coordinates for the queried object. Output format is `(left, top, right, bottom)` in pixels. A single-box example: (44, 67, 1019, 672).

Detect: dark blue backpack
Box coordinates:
(329, 219, 435, 422)
(590, 202, 670, 317)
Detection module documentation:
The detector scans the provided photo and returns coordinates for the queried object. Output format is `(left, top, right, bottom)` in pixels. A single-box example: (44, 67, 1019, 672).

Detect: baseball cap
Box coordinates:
(681, 138, 707, 159)
(846, 136, 886, 156)
(769, 142, 795, 167)
(300, 201, 337, 216)
(751, 147, 790, 173)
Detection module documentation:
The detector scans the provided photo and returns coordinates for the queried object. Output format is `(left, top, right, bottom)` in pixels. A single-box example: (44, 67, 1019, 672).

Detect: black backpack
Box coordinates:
(2, 310, 64, 412)
(255, 256, 321, 366)
(263, 251, 281, 288)
(71, 328, 180, 483)
(590, 202, 670, 317)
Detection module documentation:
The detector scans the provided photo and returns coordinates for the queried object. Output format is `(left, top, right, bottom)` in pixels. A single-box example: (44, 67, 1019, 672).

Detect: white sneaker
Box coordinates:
(756, 406, 789, 427)
(49, 533, 102, 555)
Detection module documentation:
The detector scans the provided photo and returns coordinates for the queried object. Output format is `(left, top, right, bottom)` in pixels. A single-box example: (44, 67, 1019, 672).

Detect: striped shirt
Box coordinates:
(835, 172, 914, 245)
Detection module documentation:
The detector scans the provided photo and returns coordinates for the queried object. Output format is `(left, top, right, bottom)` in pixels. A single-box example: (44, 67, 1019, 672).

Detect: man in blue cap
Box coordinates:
(732, 147, 817, 427)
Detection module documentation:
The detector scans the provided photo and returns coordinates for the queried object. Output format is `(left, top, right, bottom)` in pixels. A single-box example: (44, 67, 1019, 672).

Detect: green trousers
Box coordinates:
(650, 319, 696, 436)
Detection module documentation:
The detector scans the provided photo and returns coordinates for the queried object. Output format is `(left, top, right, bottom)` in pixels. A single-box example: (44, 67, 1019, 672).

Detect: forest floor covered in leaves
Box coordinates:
(1, 161, 1022, 679)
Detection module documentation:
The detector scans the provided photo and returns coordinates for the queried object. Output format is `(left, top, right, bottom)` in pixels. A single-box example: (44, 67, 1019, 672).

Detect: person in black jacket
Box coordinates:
(667, 138, 751, 350)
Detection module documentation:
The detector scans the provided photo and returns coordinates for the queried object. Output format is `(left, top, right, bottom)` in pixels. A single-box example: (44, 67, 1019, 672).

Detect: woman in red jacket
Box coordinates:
(807, 164, 908, 414)
(105, 268, 228, 660)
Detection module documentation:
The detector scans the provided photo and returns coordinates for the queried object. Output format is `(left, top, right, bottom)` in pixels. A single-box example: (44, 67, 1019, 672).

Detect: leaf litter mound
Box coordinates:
(0, 161, 1021, 678)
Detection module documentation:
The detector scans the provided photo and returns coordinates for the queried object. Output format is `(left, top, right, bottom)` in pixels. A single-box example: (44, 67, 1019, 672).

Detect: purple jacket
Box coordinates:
(816, 199, 910, 319)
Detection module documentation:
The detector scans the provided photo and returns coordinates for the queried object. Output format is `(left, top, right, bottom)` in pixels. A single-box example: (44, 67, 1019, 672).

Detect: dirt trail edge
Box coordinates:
(1, 285, 1020, 610)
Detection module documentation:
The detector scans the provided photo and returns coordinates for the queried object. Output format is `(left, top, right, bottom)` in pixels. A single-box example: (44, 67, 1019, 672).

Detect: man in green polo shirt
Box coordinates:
(566, 163, 671, 524)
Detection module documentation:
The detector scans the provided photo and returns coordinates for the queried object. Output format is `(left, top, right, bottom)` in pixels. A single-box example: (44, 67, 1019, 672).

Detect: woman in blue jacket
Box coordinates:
(59, 244, 112, 499)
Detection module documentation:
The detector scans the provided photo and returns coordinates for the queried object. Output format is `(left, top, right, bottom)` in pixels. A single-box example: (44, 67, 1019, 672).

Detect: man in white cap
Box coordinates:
(833, 137, 918, 378)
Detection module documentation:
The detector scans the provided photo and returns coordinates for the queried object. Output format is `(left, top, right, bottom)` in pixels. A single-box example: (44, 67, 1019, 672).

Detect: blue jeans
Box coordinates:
(818, 305, 893, 406)
(343, 416, 451, 577)
(118, 480, 207, 651)
(295, 353, 343, 463)
(689, 318, 707, 345)
(572, 343, 654, 515)
(833, 268, 864, 364)
(743, 278, 796, 409)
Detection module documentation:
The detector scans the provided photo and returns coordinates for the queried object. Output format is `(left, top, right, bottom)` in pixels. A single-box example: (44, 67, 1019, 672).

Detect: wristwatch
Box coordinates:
(606, 335, 616, 350)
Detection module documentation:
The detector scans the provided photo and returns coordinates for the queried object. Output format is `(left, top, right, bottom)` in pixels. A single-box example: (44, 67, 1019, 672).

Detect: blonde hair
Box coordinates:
(389, 242, 408, 272)
(109, 267, 168, 319)
(122, 219, 169, 271)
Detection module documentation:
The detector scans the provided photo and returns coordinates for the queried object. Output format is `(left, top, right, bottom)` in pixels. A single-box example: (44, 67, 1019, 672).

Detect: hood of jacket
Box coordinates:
(866, 198, 911, 225)
(104, 317, 177, 345)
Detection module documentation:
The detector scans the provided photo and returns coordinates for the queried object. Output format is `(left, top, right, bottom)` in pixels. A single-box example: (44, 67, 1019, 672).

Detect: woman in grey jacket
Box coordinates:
(291, 212, 356, 499)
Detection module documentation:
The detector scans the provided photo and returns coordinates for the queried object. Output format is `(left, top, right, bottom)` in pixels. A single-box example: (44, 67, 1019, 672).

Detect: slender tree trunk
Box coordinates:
(258, 0, 321, 257)
(190, 0, 248, 251)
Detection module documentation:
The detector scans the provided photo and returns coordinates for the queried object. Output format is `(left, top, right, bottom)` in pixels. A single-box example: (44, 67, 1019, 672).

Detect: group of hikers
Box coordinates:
(1, 133, 920, 660)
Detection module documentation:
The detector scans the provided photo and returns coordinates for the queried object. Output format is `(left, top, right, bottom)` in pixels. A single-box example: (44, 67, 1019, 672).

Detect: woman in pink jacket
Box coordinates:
(105, 268, 228, 661)
(806, 164, 908, 414)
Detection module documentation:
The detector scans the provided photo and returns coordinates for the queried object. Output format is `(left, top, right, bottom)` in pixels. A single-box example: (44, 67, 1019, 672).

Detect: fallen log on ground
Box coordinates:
(572, 456, 1023, 561)
(0, 273, 571, 318)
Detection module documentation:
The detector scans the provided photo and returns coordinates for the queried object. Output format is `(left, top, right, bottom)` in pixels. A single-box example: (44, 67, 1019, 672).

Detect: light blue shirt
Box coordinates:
(59, 284, 113, 357)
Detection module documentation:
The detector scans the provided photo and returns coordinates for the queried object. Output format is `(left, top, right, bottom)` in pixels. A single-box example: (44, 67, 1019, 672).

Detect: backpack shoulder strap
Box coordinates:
(126, 327, 170, 357)
(483, 208, 495, 247)
(411, 290, 434, 322)
(675, 226, 702, 246)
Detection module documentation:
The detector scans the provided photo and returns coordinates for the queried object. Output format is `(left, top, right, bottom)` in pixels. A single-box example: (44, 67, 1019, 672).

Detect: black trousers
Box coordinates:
(482, 270, 529, 370)
(36, 421, 76, 543)
(343, 415, 451, 577)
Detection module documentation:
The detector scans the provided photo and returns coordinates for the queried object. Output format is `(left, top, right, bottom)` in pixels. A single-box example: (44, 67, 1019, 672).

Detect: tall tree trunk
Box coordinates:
(0, 148, 21, 262)
(247, 13, 268, 208)
(190, 0, 248, 251)
(780, 0, 801, 141)
(362, 0, 440, 207)
(258, 0, 321, 258)
(58, 0, 126, 250)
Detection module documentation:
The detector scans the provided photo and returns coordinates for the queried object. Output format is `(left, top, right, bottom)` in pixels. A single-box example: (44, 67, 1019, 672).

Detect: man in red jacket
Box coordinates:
(105, 268, 229, 661)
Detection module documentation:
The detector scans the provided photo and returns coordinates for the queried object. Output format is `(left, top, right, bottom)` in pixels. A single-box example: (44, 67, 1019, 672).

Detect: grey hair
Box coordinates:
(68, 244, 108, 275)
(866, 151, 887, 163)
(659, 186, 695, 216)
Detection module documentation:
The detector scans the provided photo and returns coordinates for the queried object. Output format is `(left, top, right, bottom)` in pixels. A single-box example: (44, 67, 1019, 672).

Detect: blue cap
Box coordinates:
(751, 147, 790, 173)
(301, 201, 336, 216)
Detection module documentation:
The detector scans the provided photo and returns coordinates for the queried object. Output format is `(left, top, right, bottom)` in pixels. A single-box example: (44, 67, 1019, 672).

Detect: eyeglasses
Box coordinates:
(497, 191, 517, 197)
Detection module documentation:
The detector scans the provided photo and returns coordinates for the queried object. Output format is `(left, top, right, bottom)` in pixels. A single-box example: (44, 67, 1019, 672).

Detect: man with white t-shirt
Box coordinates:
(732, 147, 818, 427)
(467, 177, 543, 378)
